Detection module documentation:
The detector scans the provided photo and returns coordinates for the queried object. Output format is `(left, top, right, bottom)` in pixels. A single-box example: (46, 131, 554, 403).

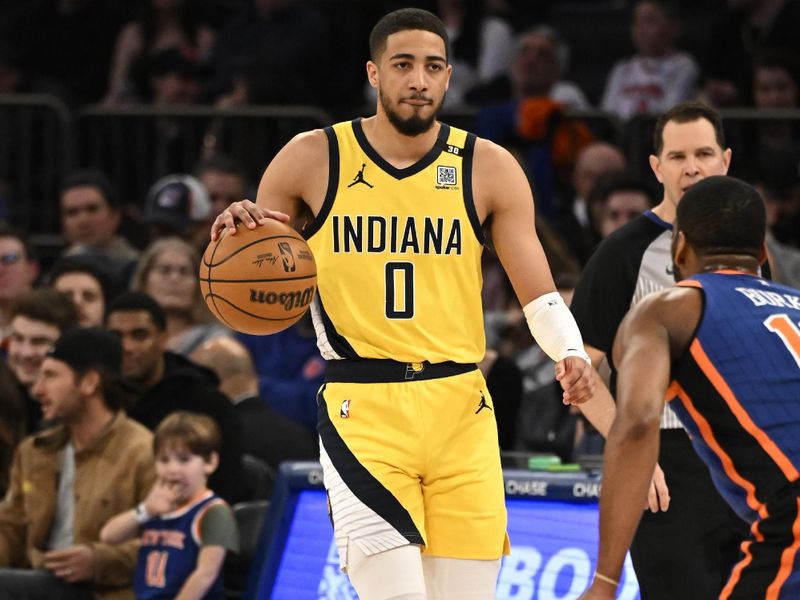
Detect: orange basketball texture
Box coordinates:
(200, 220, 317, 335)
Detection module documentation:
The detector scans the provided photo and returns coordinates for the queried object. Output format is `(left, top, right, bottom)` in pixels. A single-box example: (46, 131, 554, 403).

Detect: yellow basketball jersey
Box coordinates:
(304, 119, 485, 363)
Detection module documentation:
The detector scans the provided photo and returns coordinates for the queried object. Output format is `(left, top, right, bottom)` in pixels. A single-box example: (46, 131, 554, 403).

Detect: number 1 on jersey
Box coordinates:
(764, 314, 800, 368)
(385, 262, 414, 319)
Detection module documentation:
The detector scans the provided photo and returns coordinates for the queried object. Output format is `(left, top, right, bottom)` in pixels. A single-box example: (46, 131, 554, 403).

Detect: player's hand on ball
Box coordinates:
(556, 355, 596, 405)
(210, 199, 290, 241)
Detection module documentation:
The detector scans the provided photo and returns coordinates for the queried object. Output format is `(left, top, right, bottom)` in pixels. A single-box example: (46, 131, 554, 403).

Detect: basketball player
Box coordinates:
(210, 8, 595, 599)
(579, 176, 800, 599)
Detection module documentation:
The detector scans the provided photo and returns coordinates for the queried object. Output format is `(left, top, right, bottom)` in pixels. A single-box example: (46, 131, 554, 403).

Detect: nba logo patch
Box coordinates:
(340, 399, 351, 418)
(436, 165, 457, 187)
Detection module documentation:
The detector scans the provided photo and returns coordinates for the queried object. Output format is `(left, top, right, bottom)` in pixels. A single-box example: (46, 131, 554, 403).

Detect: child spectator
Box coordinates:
(101, 411, 238, 600)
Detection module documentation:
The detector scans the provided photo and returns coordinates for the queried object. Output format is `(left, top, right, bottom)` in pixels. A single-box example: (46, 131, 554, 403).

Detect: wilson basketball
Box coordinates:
(200, 220, 317, 335)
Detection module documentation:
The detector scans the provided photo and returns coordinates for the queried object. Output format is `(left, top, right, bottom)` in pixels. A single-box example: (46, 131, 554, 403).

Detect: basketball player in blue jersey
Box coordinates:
(211, 8, 595, 599)
(580, 176, 800, 599)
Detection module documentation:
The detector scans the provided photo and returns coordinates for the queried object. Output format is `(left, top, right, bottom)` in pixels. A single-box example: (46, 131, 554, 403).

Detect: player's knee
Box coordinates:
(422, 556, 500, 599)
(347, 542, 426, 600)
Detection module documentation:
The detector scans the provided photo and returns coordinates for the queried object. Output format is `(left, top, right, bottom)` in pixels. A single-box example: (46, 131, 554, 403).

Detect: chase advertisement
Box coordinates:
(267, 488, 640, 599)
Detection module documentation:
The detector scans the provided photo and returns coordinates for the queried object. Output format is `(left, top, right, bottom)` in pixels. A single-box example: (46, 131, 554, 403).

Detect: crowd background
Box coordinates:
(0, 0, 798, 595)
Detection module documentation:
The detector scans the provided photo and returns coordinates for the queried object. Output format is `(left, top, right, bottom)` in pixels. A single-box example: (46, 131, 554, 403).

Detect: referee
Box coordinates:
(571, 101, 753, 599)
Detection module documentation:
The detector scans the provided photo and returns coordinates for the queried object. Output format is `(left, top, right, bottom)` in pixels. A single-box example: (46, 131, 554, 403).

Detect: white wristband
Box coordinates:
(134, 502, 152, 525)
(523, 292, 590, 364)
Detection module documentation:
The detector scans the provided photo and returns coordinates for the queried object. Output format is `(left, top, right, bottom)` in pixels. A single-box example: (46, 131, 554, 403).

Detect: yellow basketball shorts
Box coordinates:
(317, 360, 510, 569)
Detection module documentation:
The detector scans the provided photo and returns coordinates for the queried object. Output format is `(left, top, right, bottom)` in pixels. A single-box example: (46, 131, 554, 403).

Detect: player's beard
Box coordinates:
(380, 89, 445, 137)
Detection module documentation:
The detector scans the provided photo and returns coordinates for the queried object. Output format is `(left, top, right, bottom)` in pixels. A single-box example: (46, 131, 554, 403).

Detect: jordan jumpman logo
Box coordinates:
(348, 163, 374, 188)
(475, 392, 493, 414)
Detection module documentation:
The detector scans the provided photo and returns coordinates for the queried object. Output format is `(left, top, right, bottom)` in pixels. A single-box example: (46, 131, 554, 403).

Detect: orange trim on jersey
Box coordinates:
(672, 381, 764, 513)
(712, 269, 758, 276)
(676, 279, 703, 289)
(765, 498, 800, 599)
(690, 339, 800, 481)
(721, 518, 765, 600)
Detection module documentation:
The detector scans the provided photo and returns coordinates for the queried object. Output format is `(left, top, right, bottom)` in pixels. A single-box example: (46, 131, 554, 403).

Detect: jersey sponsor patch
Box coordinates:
(436, 165, 457, 188)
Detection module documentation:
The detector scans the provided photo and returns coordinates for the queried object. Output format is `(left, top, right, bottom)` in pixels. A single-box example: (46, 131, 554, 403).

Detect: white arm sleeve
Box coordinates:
(523, 292, 591, 364)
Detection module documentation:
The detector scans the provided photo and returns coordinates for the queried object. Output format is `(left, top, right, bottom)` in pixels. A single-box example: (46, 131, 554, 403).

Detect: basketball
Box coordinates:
(200, 220, 317, 335)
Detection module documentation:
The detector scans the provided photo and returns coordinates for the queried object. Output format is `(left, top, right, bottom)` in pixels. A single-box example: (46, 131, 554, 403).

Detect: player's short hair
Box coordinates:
(9, 288, 79, 331)
(60, 169, 121, 210)
(676, 176, 766, 257)
(653, 101, 725, 156)
(153, 411, 221, 461)
(369, 8, 450, 63)
(105, 291, 167, 332)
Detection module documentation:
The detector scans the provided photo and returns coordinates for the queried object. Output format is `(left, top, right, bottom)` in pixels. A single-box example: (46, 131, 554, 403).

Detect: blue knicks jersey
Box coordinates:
(668, 272, 800, 523)
(134, 491, 226, 600)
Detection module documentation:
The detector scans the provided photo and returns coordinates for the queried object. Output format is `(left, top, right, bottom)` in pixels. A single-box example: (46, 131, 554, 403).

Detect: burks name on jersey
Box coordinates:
(330, 214, 463, 256)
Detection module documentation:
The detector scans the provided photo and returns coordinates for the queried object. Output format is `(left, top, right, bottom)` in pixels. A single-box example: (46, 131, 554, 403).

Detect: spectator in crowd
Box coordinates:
(47, 256, 113, 328)
(60, 170, 140, 270)
(552, 142, 627, 265)
(104, 0, 214, 105)
(142, 175, 212, 251)
(207, 0, 328, 106)
(236, 314, 325, 435)
(703, 0, 800, 107)
(586, 172, 657, 243)
(5, 289, 79, 435)
(195, 156, 249, 251)
(474, 26, 595, 220)
(190, 336, 319, 472)
(0, 224, 38, 340)
(0, 328, 154, 600)
(141, 47, 203, 106)
(0, 361, 24, 497)
(434, 0, 515, 105)
(197, 156, 248, 220)
(601, 0, 699, 121)
(467, 25, 591, 109)
(757, 151, 800, 287)
(130, 237, 230, 356)
(105, 292, 245, 504)
(748, 53, 800, 160)
(101, 412, 238, 600)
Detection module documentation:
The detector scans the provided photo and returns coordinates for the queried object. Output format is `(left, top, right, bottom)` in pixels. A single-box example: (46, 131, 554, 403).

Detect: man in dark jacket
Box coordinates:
(104, 292, 245, 504)
(190, 336, 318, 472)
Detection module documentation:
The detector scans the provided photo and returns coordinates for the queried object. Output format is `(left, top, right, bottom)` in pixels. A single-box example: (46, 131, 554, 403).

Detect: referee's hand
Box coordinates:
(646, 463, 670, 512)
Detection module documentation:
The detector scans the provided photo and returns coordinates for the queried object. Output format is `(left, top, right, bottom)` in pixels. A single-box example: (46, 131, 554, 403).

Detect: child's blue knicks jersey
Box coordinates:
(667, 271, 800, 523)
(134, 491, 226, 600)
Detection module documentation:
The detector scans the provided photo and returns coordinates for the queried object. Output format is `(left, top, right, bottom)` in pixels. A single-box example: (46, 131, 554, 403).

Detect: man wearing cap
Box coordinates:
(142, 174, 212, 252)
(0, 328, 155, 600)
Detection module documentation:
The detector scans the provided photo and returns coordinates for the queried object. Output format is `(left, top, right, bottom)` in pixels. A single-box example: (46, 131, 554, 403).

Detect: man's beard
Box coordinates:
(380, 89, 444, 137)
